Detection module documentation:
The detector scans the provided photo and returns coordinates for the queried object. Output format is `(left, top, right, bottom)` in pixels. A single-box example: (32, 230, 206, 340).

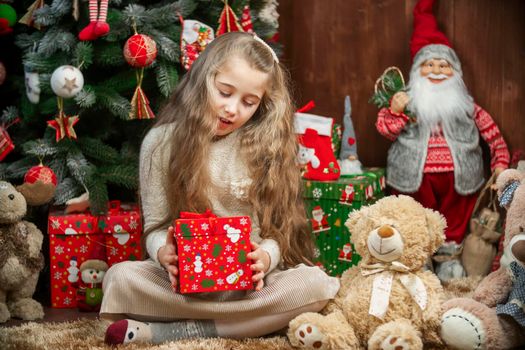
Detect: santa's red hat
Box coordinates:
(410, 0, 462, 75)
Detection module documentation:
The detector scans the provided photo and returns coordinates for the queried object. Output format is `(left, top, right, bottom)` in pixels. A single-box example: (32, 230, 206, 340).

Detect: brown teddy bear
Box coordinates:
(288, 195, 446, 350)
(440, 169, 525, 349)
(0, 181, 45, 323)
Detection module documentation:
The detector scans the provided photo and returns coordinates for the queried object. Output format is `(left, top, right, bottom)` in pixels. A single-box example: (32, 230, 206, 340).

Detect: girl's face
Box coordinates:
(211, 56, 269, 136)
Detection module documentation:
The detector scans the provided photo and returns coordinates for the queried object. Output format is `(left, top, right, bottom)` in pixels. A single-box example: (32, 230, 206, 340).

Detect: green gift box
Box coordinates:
(345, 167, 387, 197)
(303, 174, 383, 276)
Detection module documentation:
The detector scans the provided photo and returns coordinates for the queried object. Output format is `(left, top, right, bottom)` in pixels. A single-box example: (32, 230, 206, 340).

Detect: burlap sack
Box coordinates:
(461, 174, 503, 277)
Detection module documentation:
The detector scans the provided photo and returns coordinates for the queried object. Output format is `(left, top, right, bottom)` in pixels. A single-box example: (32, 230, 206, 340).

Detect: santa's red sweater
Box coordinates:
(376, 105, 510, 173)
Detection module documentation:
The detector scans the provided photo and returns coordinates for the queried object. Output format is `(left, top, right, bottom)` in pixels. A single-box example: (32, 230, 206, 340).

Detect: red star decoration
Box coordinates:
(47, 111, 79, 142)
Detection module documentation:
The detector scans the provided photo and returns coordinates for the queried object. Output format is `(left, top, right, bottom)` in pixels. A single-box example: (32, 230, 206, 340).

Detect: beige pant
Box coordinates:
(100, 260, 339, 330)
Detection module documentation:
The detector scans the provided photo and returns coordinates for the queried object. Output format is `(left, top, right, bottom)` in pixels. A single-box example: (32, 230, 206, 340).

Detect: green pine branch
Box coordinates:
(92, 87, 131, 120)
(74, 42, 94, 69)
(5, 157, 38, 180)
(21, 139, 59, 158)
(38, 27, 76, 56)
(15, 32, 45, 52)
(97, 164, 138, 189)
(369, 69, 414, 118)
(1, 106, 19, 125)
(75, 86, 97, 109)
(78, 137, 120, 164)
(66, 145, 95, 185)
(47, 155, 68, 183)
(149, 29, 180, 62)
(155, 60, 179, 97)
(86, 176, 109, 215)
(33, 0, 71, 27)
(94, 43, 127, 67)
(54, 177, 83, 205)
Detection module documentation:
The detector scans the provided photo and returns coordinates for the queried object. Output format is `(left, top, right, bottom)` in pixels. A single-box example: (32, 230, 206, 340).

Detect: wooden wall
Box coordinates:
(278, 0, 525, 167)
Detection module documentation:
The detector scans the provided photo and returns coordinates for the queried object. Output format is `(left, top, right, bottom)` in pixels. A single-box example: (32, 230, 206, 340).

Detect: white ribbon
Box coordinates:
(361, 261, 428, 319)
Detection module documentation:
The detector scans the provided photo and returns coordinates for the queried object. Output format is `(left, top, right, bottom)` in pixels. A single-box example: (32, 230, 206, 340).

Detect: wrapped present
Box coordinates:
(303, 175, 385, 276)
(350, 167, 387, 196)
(174, 213, 254, 294)
(98, 200, 142, 267)
(0, 126, 15, 161)
(48, 208, 105, 308)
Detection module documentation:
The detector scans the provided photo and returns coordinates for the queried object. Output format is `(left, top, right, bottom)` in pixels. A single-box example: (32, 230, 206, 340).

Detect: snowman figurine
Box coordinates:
(76, 251, 108, 312)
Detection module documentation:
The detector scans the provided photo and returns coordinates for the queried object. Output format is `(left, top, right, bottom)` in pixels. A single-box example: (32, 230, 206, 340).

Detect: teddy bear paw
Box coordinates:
(8, 298, 44, 320)
(294, 323, 327, 349)
(441, 308, 485, 350)
(0, 303, 10, 323)
(379, 335, 411, 350)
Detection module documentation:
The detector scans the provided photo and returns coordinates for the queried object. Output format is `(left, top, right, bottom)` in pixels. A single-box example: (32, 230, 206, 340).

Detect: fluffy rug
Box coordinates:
(0, 277, 481, 350)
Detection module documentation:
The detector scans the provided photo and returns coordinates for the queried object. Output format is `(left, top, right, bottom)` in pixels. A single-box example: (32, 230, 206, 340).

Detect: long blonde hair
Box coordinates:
(143, 32, 314, 267)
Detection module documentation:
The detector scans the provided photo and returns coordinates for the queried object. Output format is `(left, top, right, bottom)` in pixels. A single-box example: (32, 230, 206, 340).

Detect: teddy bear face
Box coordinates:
(346, 195, 445, 270)
(0, 181, 27, 224)
(496, 169, 525, 267)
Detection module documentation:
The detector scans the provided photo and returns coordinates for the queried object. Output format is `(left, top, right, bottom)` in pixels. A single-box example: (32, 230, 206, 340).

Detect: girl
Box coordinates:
(101, 32, 340, 345)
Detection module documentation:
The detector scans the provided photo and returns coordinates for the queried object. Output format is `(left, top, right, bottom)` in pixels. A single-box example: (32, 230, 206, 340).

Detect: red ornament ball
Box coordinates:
(25, 165, 57, 186)
(123, 34, 158, 68)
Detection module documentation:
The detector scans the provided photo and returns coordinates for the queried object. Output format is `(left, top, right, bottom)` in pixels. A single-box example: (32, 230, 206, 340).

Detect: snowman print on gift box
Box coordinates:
(112, 224, 130, 245)
(193, 254, 203, 273)
(226, 269, 244, 285)
(67, 257, 80, 283)
(224, 224, 241, 243)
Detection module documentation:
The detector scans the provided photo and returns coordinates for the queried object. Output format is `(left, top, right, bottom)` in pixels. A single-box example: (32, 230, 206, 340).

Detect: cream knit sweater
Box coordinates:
(140, 125, 281, 272)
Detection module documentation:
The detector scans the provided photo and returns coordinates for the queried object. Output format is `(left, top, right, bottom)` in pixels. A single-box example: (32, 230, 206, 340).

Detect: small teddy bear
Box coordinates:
(440, 169, 525, 349)
(288, 195, 446, 350)
(0, 181, 45, 323)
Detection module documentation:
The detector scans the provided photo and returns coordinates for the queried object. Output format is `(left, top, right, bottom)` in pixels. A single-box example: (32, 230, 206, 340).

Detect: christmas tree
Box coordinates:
(0, 0, 280, 214)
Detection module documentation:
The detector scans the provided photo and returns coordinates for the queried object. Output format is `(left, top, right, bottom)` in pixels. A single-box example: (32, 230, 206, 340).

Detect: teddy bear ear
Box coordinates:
(425, 208, 446, 253)
(345, 208, 365, 236)
(496, 169, 524, 197)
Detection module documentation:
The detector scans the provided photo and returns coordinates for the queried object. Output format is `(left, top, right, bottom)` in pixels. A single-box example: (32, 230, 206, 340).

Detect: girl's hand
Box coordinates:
(157, 226, 179, 292)
(247, 241, 271, 291)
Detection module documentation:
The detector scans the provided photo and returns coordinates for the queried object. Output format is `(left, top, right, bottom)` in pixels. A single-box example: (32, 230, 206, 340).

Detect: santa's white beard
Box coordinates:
(407, 71, 474, 134)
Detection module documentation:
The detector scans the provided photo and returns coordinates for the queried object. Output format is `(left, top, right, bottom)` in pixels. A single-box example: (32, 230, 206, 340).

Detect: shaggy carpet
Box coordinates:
(0, 277, 481, 350)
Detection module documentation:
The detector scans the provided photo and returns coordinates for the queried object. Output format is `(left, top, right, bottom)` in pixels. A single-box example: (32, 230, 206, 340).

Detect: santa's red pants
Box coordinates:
(390, 172, 478, 244)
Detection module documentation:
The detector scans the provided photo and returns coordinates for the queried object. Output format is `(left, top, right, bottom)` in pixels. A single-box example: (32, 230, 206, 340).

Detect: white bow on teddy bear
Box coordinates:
(361, 260, 428, 319)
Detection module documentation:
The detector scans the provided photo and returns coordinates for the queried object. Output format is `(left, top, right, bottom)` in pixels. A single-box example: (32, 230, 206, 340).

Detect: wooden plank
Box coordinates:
(278, 0, 525, 167)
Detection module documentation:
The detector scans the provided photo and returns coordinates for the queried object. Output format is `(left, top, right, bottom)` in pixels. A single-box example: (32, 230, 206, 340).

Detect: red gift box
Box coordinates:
(0, 126, 15, 161)
(48, 208, 105, 308)
(48, 201, 143, 308)
(174, 213, 254, 294)
(98, 200, 142, 267)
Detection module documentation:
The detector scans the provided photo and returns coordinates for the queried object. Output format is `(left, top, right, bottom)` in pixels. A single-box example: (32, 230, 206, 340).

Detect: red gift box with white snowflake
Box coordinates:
(174, 213, 254, 294)
(98, 201, 142, 267)
(48, 208, 105, 308)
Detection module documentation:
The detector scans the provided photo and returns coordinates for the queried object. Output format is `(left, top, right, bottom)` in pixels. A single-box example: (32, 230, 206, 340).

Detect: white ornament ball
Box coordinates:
(50, 65, 84, 98)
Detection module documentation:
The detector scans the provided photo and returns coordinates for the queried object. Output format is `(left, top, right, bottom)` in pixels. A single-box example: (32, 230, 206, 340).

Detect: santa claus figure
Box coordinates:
(339, 184, 355, 206)
(376, 0, 509, 247)
(310, 206, 330, 233)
